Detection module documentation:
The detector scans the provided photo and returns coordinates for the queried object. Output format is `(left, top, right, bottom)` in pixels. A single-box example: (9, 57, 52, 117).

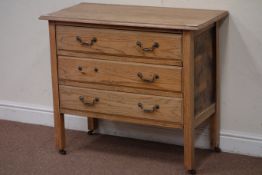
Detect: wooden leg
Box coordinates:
(54, 112, 66, 154)
(210, 113, 221, 152)
(49, 21, 66, 155)
(183, 31, 196, 174)
(184, 126, 196, 174)
(210, 21, 221, 153)
(87, 117, 98, 135)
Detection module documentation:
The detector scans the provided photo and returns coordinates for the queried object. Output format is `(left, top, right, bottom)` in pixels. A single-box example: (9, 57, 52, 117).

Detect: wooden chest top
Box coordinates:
(39, 3, 228, 30)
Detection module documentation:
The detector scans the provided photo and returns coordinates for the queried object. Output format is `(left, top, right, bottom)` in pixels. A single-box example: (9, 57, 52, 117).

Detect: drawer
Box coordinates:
(58, 56, 182, 92)
(56, 25, 182, 60)
(59, 85, 183, 123)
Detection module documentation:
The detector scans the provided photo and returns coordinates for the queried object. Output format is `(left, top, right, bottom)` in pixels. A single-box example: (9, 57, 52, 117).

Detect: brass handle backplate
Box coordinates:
(136, 41, 159, 52)
(138, 103, 159, 113)
(76, 36, 97, 47)
(137, 72, 159, 83)
(79, 96, 99, 106)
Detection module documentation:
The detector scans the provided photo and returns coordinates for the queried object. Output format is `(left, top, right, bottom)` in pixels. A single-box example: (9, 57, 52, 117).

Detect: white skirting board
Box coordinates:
(0, 100, 261, 157)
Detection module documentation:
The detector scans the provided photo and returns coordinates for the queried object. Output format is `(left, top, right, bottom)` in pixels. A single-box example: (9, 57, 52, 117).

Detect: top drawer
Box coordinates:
(56, 25, 182, 60)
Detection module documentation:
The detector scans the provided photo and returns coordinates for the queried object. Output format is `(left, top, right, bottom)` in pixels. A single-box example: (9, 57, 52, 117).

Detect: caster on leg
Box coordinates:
(188, 169, 196, 175)
(87, 130, 94, 135)
(214, 147, 221, 153)
(59, 149, 67, 155)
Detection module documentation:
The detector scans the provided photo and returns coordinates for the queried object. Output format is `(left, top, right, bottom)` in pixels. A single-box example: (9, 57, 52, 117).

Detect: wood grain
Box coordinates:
(58, 56, 182, 92)
(59, 85, 183, 123)
(183, 31, 195, 171)
(194, 27, 216, 115)
(61, 108, 183, 129)
(57, 50, 183, 66)
(40, 3, 228, 30)
(48, 21, 65, 150)
(59, 80, 182, 98)
(210, 22, 221, 149)
(56, 25, 182, 60)
(55, 21, 183, 34)
(194, 104, 215, 128)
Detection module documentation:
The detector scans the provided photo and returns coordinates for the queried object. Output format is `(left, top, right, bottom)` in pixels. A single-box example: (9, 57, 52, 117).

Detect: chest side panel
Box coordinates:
(194, 27, 216, 116)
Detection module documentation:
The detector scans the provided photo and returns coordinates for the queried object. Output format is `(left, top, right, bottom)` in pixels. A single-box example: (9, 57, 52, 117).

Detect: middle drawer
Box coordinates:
(58, 56, 182, 92)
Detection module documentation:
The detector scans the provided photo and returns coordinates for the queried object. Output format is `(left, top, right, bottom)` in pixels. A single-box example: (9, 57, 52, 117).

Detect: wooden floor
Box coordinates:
(0, 119, 261, 175)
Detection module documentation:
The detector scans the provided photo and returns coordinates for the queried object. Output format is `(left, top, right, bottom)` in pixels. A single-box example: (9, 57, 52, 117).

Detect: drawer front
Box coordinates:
(58, 56, 182, 92)
(56, 25, 182, 60)
(59, 86, 183, 123)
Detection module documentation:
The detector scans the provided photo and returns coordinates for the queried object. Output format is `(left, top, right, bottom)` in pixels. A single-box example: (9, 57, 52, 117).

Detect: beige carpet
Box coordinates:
(0, 120, 261, 175)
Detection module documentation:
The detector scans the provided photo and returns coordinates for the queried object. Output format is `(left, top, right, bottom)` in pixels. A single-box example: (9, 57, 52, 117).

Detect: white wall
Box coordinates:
(0, 0, 262, 156)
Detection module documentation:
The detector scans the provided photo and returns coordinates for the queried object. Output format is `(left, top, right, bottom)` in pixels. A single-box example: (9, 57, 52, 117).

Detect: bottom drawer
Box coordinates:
(59, 85, 183, 123)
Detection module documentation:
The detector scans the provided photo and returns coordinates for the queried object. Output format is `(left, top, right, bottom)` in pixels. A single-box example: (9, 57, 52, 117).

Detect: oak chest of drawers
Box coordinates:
(40, 3, 228, 174)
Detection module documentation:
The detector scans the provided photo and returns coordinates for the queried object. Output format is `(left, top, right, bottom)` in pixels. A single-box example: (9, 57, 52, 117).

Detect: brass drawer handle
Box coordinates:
(138, 103, 159, 113)
(137, 72, 159, 83)
(76, 36, 97, 47)
(136, 41, 159, 52)
(79, 96, 99, 106)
